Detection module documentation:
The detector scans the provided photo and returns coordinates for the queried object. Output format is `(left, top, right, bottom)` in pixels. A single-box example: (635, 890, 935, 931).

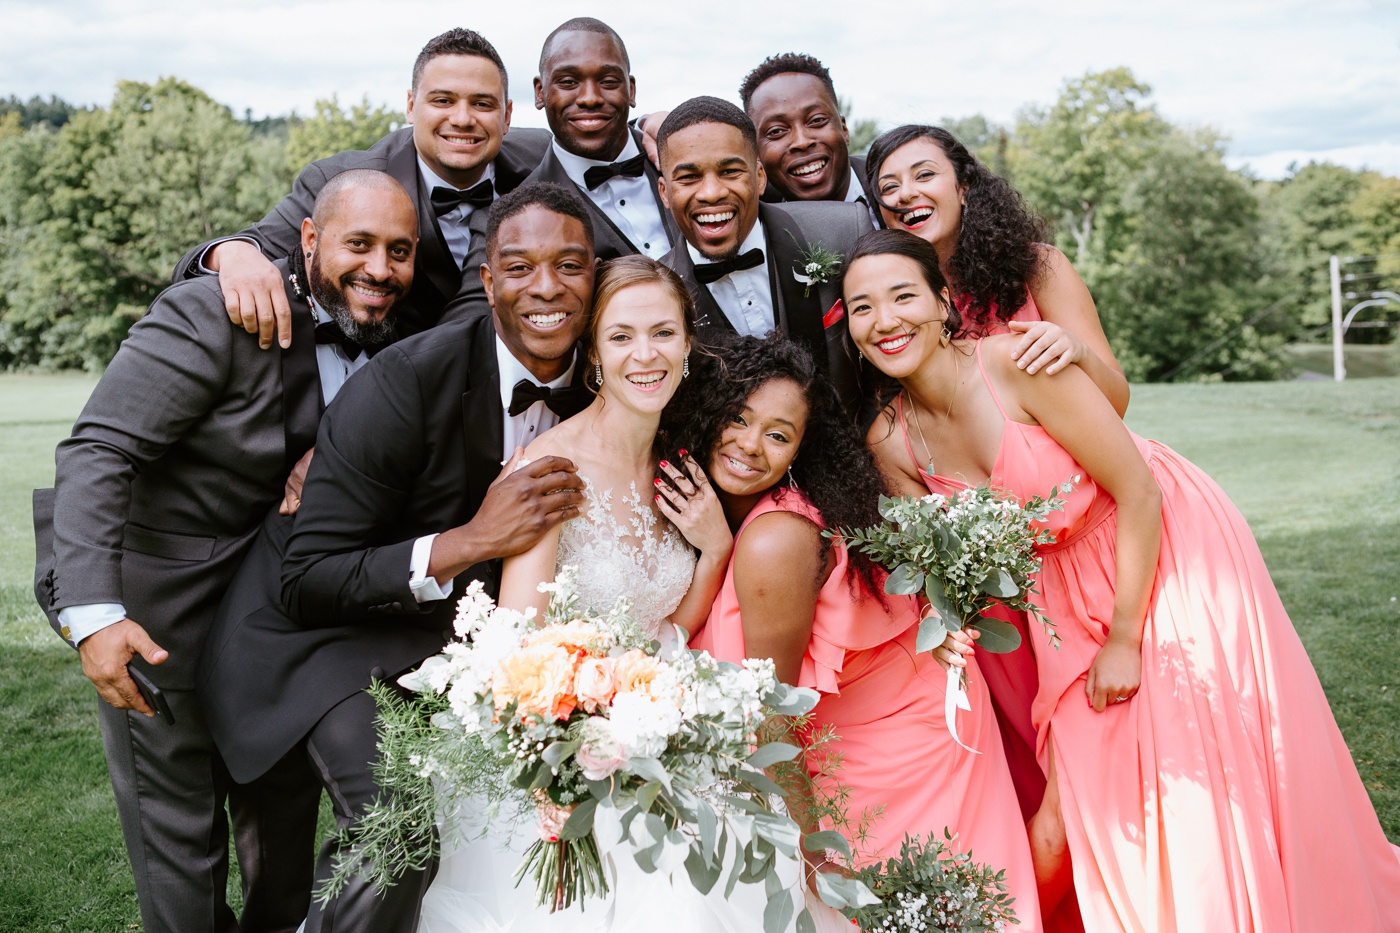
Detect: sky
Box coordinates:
(3, 0, 1398, 179)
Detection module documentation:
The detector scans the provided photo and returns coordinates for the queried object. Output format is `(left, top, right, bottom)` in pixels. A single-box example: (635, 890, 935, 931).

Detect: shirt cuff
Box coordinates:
(58, 603, 128, 645)
(196, 236, 262, 275)
(409, 533, 453, 604)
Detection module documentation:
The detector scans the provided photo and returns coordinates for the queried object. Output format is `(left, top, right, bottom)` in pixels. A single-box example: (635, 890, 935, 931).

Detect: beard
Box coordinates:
(307, 251, 400, 350)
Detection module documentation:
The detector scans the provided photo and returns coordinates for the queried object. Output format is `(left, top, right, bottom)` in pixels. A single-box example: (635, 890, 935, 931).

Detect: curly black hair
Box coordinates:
(737, 53, 837, 111)
(864, 125, 1050, 333)
(659, 333, 886, 595)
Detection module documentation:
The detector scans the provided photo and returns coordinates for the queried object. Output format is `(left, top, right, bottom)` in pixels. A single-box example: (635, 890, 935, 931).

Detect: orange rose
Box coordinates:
(493, 642, 578, 721)
(524, 620, 606, 657)
(575, 657, 617, 712)
(612, 649, 661, 697)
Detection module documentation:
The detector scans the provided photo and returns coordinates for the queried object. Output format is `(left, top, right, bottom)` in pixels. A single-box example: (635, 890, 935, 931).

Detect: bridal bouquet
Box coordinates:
(332, 569, 873, 932)
(831, 483, 1071, 655)
(842, 831, 1019, 932)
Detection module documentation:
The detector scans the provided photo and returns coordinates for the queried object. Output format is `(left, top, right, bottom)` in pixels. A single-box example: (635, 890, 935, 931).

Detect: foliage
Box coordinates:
(284, 95, 402, 176)
(839, 97, 879, 156)
(842, 832, 1019, 932)
(0, 94, 87, 131)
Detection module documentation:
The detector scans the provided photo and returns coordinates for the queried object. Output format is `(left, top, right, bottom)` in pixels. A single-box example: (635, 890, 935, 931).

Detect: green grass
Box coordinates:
(1, 375, 1396, 930)
(1283, 341, 1400, 379)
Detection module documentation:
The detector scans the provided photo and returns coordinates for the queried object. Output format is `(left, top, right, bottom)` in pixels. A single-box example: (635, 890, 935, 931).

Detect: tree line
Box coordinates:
(0, 70, 1395, 379)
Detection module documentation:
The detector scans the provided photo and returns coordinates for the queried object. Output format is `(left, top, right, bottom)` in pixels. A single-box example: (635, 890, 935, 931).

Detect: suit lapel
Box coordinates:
(461, 316, 505, 510)
(761, 204, 825, 359)
(536, 146, 635, 261)
(636, 127, 680, 249)
(278, 262, 322, 470)
(667, 246, 733, 341)
(387, 136, 460, 307)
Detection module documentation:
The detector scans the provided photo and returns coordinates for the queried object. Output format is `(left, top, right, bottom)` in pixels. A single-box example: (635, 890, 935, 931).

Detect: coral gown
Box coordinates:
(909, 342, 1400, 931)
(692, 489, 1043, 932)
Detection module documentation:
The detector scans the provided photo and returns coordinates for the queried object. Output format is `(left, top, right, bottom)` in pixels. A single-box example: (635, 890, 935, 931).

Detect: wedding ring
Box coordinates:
(1115, 694, 1129, 702)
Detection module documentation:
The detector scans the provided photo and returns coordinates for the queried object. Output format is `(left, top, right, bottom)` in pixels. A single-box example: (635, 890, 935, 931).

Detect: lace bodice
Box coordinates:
(556, 476, 697, 640)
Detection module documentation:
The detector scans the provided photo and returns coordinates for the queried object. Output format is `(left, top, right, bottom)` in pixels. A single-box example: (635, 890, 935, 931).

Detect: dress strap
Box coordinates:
(973, 341, 1011, 420)
(894, 392, 923, 476)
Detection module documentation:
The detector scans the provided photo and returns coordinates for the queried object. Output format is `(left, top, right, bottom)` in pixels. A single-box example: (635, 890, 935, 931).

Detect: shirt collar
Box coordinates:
(842, 167, 867, 205)
(685, 216, 767, 273)
(416, 156, 496, 197)
(495, 336, 577, 411)
(551, 133, 642, 190)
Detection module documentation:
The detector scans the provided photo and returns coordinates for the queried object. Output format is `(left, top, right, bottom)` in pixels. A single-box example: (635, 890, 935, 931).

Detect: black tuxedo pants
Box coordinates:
(99, 689, 321, 933)
(303, 687, 438, 933)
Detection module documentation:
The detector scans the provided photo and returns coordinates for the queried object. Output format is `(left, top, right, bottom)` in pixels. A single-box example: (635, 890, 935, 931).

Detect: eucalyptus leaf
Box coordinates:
(696, 799, 717, 867)
(558, 796, 597, 840)
(796, 909, 816, 933)
(541, 739, 580, 769)
(801, 829, 852, 860)
(629, 756, 671, 789)
(636, 780, 663, 814)
(813, 871, 849, 910)
(979, 567, 1019, 598)
(764, 888, 796, 933)
(971, 617, 1023, 653)
(885, 562, 925, 596)
(684, 845, 722, 895)
(737, 768, 786, 798)
(916, 613, 949, 653)
(746, 741, 801, 769)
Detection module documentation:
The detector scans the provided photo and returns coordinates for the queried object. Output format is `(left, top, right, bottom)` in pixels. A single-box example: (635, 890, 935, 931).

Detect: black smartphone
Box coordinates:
(127, 664, 175, 725)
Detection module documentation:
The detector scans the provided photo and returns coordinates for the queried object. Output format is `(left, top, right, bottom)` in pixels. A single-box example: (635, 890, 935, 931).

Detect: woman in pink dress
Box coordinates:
(668, 335, 1042, 930)
(860, 123, 1135, 833)
(844, 228, 1400, 932)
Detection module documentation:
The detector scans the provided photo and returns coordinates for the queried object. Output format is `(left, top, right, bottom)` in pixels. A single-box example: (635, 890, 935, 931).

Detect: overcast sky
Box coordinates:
(3, 0, 1397, 178)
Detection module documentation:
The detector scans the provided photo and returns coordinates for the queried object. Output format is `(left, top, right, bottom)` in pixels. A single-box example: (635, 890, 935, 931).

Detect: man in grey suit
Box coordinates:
(739, 53, 880, 228)
(655, 96, 870, 417)
(174, 27, 551, 346)
(33, 170, 418, 933)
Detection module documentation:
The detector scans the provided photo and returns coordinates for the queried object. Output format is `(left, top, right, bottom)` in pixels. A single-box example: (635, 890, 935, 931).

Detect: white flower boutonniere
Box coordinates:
(791, 238, 843, 298)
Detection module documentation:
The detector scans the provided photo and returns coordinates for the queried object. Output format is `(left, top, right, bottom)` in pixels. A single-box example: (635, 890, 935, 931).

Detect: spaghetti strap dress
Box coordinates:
(691, 488, 1043, 932)
(907, 341, 1400, 931)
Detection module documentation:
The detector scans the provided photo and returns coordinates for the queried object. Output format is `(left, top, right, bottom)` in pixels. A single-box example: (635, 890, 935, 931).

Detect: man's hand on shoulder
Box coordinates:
(207, 240, 291, 350)
(76, 619, 168, 715)
(426, 450, 587, 582)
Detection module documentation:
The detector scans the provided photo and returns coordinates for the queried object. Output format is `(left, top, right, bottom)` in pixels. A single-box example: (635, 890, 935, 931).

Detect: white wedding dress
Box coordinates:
(416, 477, 820, 933)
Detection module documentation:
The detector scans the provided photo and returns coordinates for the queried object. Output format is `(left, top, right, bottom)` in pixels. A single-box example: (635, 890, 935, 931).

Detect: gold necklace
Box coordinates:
(906, 350, 959, 476)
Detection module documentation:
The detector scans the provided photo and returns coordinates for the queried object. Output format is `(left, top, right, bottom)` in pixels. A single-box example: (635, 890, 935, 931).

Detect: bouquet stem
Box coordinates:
(516, 835, 606, 912)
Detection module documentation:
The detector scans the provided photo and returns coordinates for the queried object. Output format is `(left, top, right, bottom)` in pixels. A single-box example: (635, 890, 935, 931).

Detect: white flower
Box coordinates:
(608, 690, 683, 761)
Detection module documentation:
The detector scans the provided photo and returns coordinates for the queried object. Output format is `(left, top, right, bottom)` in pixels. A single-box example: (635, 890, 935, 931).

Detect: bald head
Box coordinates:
(311, 169, 415, 229)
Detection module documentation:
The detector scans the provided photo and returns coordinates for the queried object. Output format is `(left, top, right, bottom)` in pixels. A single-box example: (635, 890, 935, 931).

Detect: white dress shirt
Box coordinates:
(844, 167, 880, 228)
(61, 307, 366, 645)
(552, 136, 669, 260)
(688, 220, 775, 338)
(405, 338, 579, 605)
(418, 158, 497, 269)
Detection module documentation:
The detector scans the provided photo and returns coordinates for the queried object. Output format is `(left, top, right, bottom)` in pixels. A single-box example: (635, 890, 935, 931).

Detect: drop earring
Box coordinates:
(786, 467, 798, 490)
(682, 354, 690, 378)
(939, 325, 952, 348)
(594, 362, 602, 387)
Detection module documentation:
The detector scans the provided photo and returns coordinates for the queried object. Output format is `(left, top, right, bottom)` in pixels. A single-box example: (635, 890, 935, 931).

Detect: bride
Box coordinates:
(416, 255, 781, 932)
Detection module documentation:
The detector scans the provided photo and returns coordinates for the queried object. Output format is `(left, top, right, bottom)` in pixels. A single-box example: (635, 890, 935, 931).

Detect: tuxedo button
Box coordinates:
(390, 601, 403, 611)
(619, 198, 626, 206)
(370, 667, 385, 681)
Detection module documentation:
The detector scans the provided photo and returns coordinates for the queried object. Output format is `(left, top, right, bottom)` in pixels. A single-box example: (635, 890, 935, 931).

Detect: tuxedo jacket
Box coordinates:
(662, 200, 870, 416)
(197, 312, 590, 782)
(521, 127, 679, 261)
(172, 126, 551, 334)
(760, 153, 878, 208)
(33, 260, 324, 690)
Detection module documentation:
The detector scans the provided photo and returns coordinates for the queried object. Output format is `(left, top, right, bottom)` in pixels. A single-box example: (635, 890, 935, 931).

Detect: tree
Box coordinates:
(837, 97, 879, 155)
(284, 95, 401, 174)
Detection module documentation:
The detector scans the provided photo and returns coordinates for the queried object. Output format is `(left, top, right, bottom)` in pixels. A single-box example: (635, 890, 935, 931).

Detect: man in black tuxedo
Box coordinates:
(174, 27, 551, 346)
(520, 17, 677, 262)
(655, 96, 870, 416)
(198, 182, 595, 933)
(34, 170, 418, 933)
(739, 53, 879, 227)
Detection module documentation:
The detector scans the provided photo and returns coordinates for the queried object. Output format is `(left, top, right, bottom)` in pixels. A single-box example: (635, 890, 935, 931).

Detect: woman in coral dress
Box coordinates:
(845, 228, 1400, 932)
(672, 335, 1042, 931)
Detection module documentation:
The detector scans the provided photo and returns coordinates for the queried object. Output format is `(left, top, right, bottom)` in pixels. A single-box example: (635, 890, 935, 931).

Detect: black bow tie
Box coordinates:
(583, 153, 647, 190)
(314, 320, 377, 362)
(694, 248, 765, 285)
(508, 379, 582, 417)
(430, 179, 495, 217)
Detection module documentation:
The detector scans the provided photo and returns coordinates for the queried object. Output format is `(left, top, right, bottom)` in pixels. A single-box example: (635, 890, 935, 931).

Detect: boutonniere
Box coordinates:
(791, 237, 843, 298)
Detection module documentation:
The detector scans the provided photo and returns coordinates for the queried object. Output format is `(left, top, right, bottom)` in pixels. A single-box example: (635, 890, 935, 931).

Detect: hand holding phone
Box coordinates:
(127, 665, 176, 725)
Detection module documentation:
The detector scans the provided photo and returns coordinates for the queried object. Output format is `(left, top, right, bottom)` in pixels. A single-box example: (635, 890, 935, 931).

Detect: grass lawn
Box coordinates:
(1, 373, 1396, 930)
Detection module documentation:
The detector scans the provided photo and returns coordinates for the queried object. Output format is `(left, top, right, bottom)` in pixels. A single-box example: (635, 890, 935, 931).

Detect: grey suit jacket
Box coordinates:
(662, 200, 870, 415)
(34, 262, 322, 689)
(521, 127, 679, 261)
(172, 126, 551, 334)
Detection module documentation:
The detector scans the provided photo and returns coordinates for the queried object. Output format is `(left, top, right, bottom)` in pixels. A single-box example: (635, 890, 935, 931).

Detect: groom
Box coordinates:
(198, 181, 597, 932)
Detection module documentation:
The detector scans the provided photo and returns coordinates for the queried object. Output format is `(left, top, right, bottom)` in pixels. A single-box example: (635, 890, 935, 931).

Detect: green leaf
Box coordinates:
(801, 829, 852, 860)
(636, 781, 663, 813)
(796, 908, 817, 933)
(746, 741, 802, 769)
(696, 799, 717, 867)
(558, 797, 597, 840)
(684, 845, 722, 894)
(923, 574, 955, 621)
(737, 768, 786, 798)
(813, 871, 849, 909)
(916, 613, 949, 653)
(971, 617, 1023, 653)
(885, 562, 924, 596)
(541, 739, 580, 770)
(765, 887, 796, 933)
(629, 756, 671, 789)
(979, 568, 1019, 598)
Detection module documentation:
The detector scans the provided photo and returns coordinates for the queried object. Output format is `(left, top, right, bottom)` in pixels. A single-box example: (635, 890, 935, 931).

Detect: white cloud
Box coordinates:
(2, 0, 1395, 178)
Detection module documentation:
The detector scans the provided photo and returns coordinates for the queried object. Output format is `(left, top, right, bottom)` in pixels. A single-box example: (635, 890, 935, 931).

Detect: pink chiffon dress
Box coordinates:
(691, 489, 1042, 932)
(908, 341, 1400, 931)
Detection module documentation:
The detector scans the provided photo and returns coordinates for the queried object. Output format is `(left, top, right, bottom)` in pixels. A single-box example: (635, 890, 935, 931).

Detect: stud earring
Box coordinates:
(682, 354, 690, 378)
(939, 325, 952, 348)
(594, 362, 602, 387)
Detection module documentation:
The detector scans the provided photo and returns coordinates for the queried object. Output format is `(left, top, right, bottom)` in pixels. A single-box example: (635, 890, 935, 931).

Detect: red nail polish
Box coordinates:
(659, 460, 669, 468)
(654, 494, 661, 502)
(654, 478, 662, 486)
(679, 448, 688, 457)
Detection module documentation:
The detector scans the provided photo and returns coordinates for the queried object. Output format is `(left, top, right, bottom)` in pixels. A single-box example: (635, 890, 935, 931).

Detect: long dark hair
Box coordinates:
(864, 124, 1049, 332)
(660, 334, 886, 594)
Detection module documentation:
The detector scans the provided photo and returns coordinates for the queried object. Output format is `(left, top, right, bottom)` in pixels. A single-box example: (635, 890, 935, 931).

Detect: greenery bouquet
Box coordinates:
(325, 569, 874, 932)
(842, 832, 1019, 932)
